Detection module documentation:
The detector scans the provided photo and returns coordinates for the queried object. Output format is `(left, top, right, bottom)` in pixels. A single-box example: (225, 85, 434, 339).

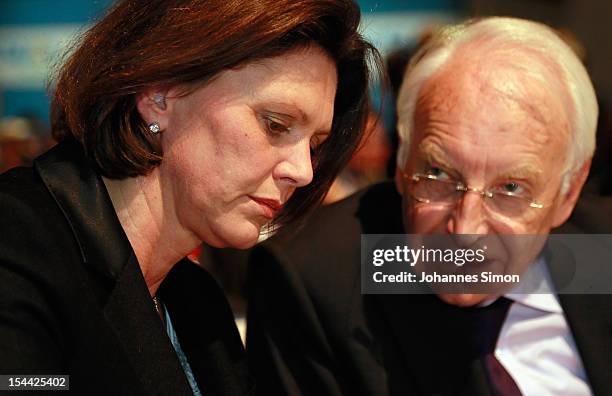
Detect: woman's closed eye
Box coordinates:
(263, 115, 291, 136)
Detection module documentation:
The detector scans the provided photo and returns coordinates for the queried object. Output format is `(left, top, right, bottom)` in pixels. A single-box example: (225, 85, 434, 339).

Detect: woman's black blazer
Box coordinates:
(0, 139, 254, 395)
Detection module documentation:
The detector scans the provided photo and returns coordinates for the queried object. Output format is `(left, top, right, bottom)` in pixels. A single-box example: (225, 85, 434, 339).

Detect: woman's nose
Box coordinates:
(274, 140, 314, 187)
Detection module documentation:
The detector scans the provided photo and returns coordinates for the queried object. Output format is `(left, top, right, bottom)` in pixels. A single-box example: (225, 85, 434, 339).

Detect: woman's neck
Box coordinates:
(102, 171, 200, 296)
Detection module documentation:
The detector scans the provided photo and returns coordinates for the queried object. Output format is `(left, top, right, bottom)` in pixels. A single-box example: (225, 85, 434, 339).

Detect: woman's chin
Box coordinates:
(204, 222, 263, 250)
(229, 235, 260, 250)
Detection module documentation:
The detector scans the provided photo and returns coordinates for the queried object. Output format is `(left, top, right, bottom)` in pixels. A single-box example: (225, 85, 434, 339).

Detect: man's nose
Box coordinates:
(446, 191, 489, 236)
(275, 140, 314, 188)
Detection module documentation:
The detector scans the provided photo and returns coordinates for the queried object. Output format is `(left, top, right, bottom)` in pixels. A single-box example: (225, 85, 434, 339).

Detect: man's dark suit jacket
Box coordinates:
(0, 139, 254, 395)
(247, 182, 612, 396)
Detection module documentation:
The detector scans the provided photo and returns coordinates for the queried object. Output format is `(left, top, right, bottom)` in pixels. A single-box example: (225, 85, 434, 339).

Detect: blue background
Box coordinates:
(0, 0, 464, 126)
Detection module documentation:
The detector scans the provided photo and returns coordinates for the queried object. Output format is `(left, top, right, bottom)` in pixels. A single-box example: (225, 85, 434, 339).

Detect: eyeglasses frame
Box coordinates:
(404, 172, 550, 210)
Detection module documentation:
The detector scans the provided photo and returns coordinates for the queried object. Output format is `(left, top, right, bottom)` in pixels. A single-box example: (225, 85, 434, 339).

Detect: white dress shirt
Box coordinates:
(493, 258, 593, 395)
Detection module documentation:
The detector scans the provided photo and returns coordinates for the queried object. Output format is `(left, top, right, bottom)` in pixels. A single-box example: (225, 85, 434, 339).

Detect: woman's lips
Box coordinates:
(250, 196, 282, 219)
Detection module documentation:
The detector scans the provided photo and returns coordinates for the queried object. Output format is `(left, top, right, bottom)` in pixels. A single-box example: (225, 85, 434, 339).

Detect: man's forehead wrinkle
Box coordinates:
(415, 85, 554, 180)
(481, 72, 567, 149)
(477, 69, 555, 133)
(456, 43, 572, 133)
(412, 50, 571, 186)
(419, 140, 455, 170)
(415, 76, 459, 118)
(422, 61, 560, 146)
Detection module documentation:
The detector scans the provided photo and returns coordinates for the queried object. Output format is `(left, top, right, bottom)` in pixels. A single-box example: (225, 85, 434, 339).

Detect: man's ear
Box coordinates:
(395, 166, 405, 196)
(135, 88, 173, 130)
(551, 160, 591, 228)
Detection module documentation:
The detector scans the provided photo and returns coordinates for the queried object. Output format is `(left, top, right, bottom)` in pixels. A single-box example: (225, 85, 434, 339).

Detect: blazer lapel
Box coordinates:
(34, 139, 129, 282)
(546, 234, 612, 396)
(160, 260, 255, 396)
(558, 293, 612, 396)
(35, 140, 194, 395)
(104, 254, 194, 396)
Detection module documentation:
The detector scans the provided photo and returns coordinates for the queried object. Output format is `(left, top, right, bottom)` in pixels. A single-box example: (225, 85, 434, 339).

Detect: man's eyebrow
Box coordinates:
(496, 164, 542, 181)
(419, 140, 542, 181)
(418, 140, 457, 173)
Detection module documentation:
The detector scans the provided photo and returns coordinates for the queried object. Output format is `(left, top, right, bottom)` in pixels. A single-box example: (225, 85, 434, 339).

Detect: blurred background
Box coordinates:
(2, 0, 611, 341)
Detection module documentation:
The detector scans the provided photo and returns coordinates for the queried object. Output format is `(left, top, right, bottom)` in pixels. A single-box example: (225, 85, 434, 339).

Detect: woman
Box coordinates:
(0, 0, 379, 394)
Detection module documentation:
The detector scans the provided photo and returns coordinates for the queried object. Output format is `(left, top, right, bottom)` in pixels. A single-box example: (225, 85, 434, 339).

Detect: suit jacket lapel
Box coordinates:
(104, 254, 194, 396)
(558, 293, 612, 396)
(545, 231, 612, 396)
(34, 140, 194, 395)
(34, 139, 130, 282)
(160, 260, 255, 396)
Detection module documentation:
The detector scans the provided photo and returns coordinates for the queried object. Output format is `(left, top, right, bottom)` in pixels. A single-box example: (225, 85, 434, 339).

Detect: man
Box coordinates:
(247, 17, 611, 395)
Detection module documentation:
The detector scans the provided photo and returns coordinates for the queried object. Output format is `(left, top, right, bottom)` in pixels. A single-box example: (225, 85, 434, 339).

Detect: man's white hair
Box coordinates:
(396, 17, 598, 193)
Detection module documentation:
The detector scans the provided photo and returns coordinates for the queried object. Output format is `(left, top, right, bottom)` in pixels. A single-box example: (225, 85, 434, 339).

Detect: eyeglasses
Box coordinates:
(404, 173, 550, 217)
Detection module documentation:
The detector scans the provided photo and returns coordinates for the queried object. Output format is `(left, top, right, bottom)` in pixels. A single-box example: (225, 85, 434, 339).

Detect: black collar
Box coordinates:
(34, 139, 132, 281)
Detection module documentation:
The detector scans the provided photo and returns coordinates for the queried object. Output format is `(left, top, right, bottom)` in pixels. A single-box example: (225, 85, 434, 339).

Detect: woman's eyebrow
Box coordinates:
(263, 102, 307, 122)
(263, 99, 335, 135)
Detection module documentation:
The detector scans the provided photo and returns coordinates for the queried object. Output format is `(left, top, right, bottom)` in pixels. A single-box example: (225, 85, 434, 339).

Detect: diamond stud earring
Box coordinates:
(148, 122, 161, 134)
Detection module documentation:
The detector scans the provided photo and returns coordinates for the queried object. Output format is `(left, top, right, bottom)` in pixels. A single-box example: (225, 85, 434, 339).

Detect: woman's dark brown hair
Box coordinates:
(51, 0, 381, 226)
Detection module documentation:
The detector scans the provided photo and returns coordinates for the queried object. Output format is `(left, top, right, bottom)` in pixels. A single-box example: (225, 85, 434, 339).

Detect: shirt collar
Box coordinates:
(505, 256, 563, 314)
